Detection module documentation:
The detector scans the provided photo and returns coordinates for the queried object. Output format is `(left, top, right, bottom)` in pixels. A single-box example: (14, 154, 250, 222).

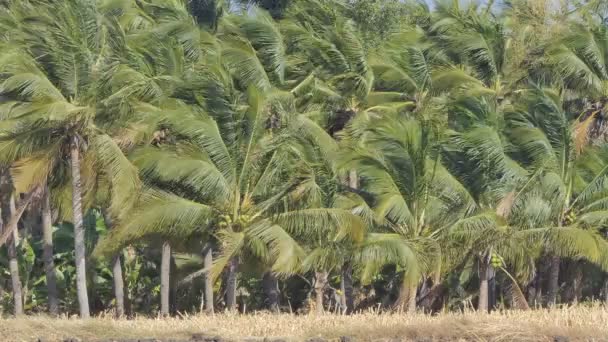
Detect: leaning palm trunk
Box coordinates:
(314, 271, 328, 314)
(42, 186, 58, 315)
(225, 257, 238, 311)
(160, 241, 171, 316)
(547, 255, 560, 307)
(203, 244, 214, 314)
(70, 136, 90, 318)
(7, 195, 23, 316)
(262, 271, 280, 313)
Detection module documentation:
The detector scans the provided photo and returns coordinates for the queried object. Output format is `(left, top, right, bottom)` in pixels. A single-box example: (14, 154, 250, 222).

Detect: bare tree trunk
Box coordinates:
(397, 280, 417, 313)
(7, 235, 22, 316)
(547, 255, 560, 307)
(479, 258, 489, 313)
(603, 276, 608, 304)
(170, 257, 177, 314)
(0, 171, 24, 317)
(418, 279, 430, 312)
(572, 261, 583, 305)
(101, 211, 126, 318)
(161, 241, 171, 316)
(314, 271, 328, 314)
(125, 246, 135, 316)
(407, 285, 416, 312)
(339, 272, 346, 313)
(340, 170, 358, 315)
(488, 265, 496, 311)
(112, 255, 125, 317)
(341, 263, 354, 314)
(225, 257, 238, 311)
(527, 270, 541, 308)
(203, 243, 214, 314)
(262, 271, 280, 313)
(6, 193, 23, 316)
(70, 136, 90, 318)
(42, 186, 58, 315)
(0, 281, 4, 315)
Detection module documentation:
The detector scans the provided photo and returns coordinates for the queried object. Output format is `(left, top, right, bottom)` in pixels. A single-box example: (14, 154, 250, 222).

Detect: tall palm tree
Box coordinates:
(273, 105, 368, 314)
(343, 112, 475, 312)
(281, 9, 422, 313)
(443, 90, 531, 311)
(504, 87, 608, 305)
(98, 86, 364, 312)
(0, 0, 140, 317)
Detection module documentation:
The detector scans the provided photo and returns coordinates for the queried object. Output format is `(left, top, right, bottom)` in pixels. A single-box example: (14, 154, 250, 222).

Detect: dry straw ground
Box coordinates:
(1, 305, 607, 342)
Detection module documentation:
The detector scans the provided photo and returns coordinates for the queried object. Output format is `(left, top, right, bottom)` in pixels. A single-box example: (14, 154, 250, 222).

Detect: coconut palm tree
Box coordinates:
(270, 103, 369, 314)
(442, 95, 514, 310)
(503, 87, 608, 305)
(341, 112, 476, 312)
(98, 84, 365, 312)
(0, 0, 141, 317)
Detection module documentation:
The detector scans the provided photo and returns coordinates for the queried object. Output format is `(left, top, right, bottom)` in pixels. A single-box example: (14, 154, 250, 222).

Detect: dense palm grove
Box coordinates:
(2, 0, 608, 318)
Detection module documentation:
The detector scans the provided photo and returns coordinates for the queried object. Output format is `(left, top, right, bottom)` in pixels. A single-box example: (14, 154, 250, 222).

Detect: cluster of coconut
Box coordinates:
(218, 214, 253, 228)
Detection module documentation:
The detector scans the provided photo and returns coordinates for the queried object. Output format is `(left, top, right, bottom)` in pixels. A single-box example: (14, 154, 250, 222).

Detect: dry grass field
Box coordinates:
(1, 305, 607, 342)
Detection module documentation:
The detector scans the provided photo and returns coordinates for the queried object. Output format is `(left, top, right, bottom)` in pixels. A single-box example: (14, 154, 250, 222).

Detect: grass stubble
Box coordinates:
(0, 305, 607, 342)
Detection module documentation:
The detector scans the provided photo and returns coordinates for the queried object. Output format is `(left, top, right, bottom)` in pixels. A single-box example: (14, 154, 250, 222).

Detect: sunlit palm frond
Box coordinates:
(95, 189, 215, 255)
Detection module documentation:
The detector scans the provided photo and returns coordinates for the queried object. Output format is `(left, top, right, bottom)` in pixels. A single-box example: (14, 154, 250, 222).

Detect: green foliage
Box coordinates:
(3, 0, 608, 317)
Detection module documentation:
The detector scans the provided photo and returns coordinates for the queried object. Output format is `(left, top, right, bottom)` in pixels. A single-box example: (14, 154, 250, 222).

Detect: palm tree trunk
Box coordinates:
(112, 255, 125, 317)
(488, 265, 496, 311)
(203, 243, 214, 314)
(397, 280, 417, 313)
(479, 258, 489, 313)
(262, 271, 280, 313)
(161, 241, 171, 316)
(225, 257, 238, 311)
(340, 170, 358, 315)
(7, 195, 23, 316)
(339, 273, 346, 313)
(0, 282, 4, 315)
(603, 276, 608, 304)
(170, 256, 177, 313)
(0, 172, 23, 317)
(572, 261, 583, 305)
(527, 270, 541, 308)
(42, 186, 58, 315)
(7, 237, 22, 316)
(101, 211, 126, 318)
(547, 255, 560, 307)
(407, 285, 416, 313)
(341, 263, 354, 314)
(70, 136, 90, 318)
(418, 279, 431, 311)
(314, 271, 328, 314)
